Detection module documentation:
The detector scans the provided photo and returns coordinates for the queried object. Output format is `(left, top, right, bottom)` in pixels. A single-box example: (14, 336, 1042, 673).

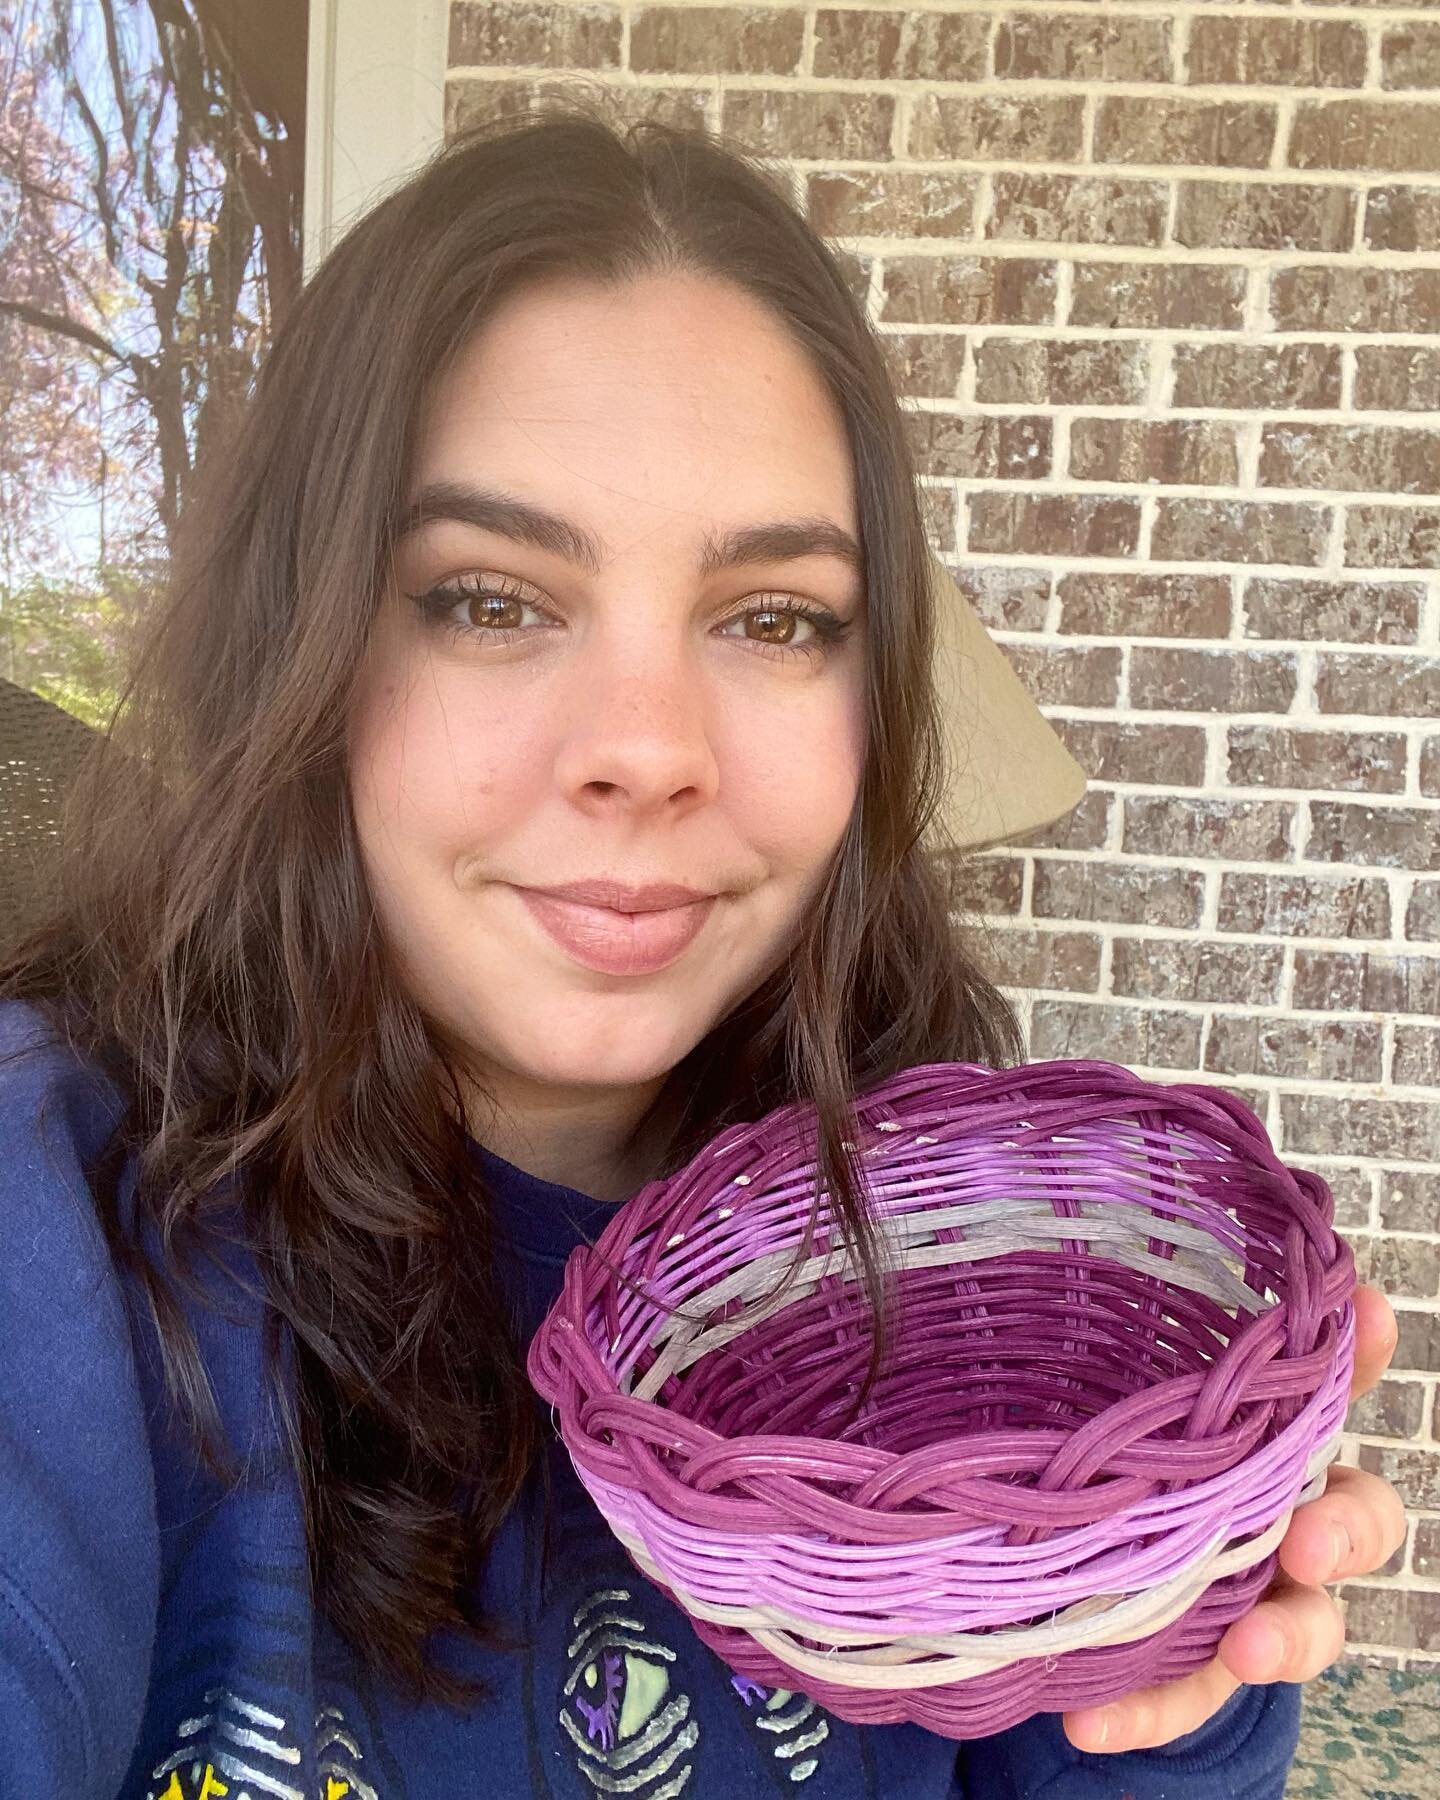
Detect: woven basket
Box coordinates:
(528, 1058, 1357, 1739)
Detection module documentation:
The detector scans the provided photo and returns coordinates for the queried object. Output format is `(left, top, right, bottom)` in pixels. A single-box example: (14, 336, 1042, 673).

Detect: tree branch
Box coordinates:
(0, 296, 134, 371)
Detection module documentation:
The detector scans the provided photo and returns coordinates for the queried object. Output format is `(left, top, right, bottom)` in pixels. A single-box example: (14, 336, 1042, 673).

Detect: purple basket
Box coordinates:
(528, 1059, 1357, 1739)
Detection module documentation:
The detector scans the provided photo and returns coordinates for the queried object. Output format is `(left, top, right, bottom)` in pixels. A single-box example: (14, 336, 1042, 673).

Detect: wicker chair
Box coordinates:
(0, 678, 102, 955)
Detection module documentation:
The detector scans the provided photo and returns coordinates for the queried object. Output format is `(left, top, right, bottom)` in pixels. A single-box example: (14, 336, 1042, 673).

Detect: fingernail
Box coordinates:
(1327, 1522, 1350, 1577)
(1079, 1707, 1118, 1747)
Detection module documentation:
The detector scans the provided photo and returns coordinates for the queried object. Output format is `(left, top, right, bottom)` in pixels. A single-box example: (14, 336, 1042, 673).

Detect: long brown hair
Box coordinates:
(0, 100, 1024, 1707)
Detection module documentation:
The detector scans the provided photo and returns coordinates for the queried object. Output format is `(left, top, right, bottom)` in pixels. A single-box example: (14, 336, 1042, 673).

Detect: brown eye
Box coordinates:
(466, 592, 526, 631)
(745, 610, 799, 645)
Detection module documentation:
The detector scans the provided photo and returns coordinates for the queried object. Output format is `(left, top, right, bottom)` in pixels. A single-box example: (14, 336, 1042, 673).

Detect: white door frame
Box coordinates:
(302, 0, 451, 280)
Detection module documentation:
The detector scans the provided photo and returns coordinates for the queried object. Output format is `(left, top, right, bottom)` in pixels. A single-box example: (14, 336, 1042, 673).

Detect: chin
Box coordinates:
(469, 996, 709, 1091)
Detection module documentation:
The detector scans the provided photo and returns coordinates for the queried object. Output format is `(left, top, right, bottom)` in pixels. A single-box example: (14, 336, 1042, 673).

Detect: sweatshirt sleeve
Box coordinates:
(0, 1000, 160, 1797)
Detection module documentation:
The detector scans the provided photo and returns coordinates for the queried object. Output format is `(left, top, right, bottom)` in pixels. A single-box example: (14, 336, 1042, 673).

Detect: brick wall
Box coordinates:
(445, 0, 1440, 1666)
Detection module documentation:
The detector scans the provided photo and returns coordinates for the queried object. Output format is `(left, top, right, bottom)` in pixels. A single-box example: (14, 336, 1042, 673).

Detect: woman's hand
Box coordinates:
(1062, 1282, 1408, 1753)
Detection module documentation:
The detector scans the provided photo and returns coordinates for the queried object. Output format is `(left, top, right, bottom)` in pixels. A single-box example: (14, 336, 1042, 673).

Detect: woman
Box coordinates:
(0, 106, 1404, 1799)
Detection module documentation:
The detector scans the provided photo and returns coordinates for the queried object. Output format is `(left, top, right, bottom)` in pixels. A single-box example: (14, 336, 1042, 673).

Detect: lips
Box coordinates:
(515, 887, 718, 976)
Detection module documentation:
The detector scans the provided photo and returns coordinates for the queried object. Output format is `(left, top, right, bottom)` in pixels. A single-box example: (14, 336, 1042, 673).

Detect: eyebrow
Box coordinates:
(396, 480, 865, 578)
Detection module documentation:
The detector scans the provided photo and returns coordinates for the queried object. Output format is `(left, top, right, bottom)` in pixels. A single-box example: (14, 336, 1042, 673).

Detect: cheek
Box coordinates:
(348, 669, 534, 858)
(722, 686, 865, 864)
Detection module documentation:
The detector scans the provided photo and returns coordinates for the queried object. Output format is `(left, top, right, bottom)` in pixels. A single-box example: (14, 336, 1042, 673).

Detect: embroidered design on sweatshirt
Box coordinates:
(729, 1673, 830, 1783)
(560, 1586, 698, 1794)
(146, 1686, 374, 1800)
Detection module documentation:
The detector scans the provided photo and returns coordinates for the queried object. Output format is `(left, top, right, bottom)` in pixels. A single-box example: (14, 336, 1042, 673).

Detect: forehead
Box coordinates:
(408, 272, 859, 558)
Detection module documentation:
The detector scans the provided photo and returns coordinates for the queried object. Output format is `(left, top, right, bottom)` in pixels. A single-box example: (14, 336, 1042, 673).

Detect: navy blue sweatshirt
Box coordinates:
(0, 997, 1301, 1797)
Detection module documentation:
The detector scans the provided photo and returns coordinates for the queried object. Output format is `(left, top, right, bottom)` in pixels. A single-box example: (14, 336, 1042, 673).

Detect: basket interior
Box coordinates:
(604, 1105, 1304, 1489)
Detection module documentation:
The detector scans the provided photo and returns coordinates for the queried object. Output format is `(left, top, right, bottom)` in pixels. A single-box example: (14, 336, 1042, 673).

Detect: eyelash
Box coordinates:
(409, 575, 854, 665)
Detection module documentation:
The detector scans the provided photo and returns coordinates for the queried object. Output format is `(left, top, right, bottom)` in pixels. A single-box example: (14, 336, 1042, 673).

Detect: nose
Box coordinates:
(550, 619, 722, 821)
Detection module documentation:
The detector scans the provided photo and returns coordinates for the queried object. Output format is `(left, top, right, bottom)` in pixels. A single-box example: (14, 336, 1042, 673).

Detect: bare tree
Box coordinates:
(0, 0, 303, 557)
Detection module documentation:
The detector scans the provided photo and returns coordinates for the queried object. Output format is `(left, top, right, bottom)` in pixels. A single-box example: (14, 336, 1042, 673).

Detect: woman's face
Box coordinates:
(348, 270, 867, 1172)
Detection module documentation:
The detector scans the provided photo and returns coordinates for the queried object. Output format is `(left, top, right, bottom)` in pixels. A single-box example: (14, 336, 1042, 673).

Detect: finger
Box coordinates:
(1348, 1283, 1399, 1403)
(1276, 1464, 1409, 1587)
(1216, 1566, 1348, 1685)
(1064, 1654, 1242, 1754)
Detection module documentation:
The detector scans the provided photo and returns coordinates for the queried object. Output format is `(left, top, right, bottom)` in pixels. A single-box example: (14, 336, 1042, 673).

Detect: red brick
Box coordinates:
(973, 338, 1149, 406)
(978, 925, 1103, 993)
(908, 93, 1085, 163)
(1409, 880, 1440, 942)
(1000, 642, 1122, 708)
(449, 1, 622, 67)
(1130, 647, 1297, 713)
(1282, 1094, 1440, 1162)
(1017, 791, 1112, 853)
(1352, 1233, 1440, 1299)
(1123, 795, 1295, 863)
(1291, 101, 1440, 174)
(1339, 1591, 1440, 1656)
(1205, 1015, 1384, 1084)
(1365, 186, 1440, 253)
(921, 484, 960, 552)
(1336, 1581, 1440, 1653)
(881, 332, 968, 401)
(446, 78, 710, 136)
(1344, 506, 1440, 569)
(1071, 263, 1246, 331)
(995, 14, 1172, 82)
(908, 411, 1052, 481)
(1413, 1520, 1440, 1577)
(1346, 1376, 1427, 1440)
(1241, 579, 1423, 646)
(968, 493, 1141, 559)
(1173, 181, 1354, 253)
(1357, 1448, 1440, 1514)
(1095, 97, 1276, 169)
(1307, 802, 1440, 872)
(1379, 23, 1440, 91)
(1380, 1170, 1440, 1234)
(1111, 937, 1284, 1005)
(950, 853, 1025, 916)
(979, 921, 1101, 993)
(1354, 347, 1440, 415)
(721, 89, 894, 159)
(1314, 652, 1440, 718)
(1423, 735, 1440, 799)
(812, 6, 988, 80)
(1188, 16, 1367, 88)
(1216, 871, 1391, 941)
(808, 169, 977, 240)
(1152, 500, 1330, 566)
(1172, 343, 1343, 411)
(1057, 571, 1231, 639)
(1028, 998, 1203, 1070)
(949, 565, 1050, 633)
(1293, 949, 1440, 1015)
(1051, 718, 1207, 788)
(1226, 726, 1407, 794)
(1270, 267, 1440, 334)
(1391, 1306, 1440, 1373)
(1395, 1023, 1440, 1087)
(1259, 424, 1440, 495)
(630, 7, 804, 73)
(1032, 859, 1206, 930)
(881, 257, 1058, 326)
(1069, 418, 1239, 486)
(987, 174, 1168, 248)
